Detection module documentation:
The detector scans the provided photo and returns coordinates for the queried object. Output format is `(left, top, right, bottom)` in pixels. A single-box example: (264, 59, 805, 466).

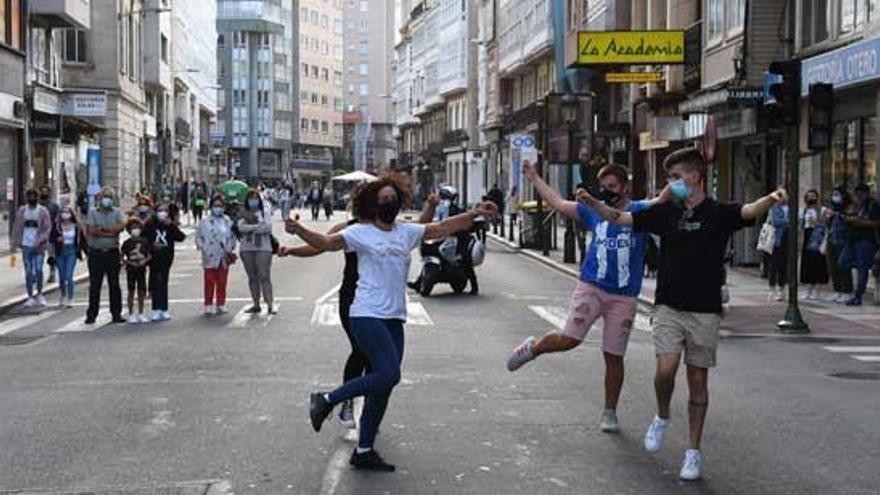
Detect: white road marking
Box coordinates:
(311, 302, 433, 326)
(528, 306, 567, 330)
(69, 296, 303, 307)
(824, 346, 880, 353)
(55, 313, 112, 333)
(852, 355, 880, 362)
(0, 310, 61, 336)
(316, 283, 342, 304)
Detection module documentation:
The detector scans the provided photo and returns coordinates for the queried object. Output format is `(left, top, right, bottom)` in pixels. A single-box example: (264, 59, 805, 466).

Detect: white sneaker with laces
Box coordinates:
(128, 314, 139, 324)
(507, 336, 536, 371)
(37, 295, 47, 307)
(204, 305, 216, 316)
(600, 410, 620, 433)
(644, 416, 670, 452)
(161, 310, 171, 321)
(679, 449, 702, 481)
(23, 297, 35, 308)
(137, 314, 149, 324)
(151, 311, 163, 322)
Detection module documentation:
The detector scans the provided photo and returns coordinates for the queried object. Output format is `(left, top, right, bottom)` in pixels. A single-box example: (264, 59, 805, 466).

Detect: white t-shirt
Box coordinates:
(21, 207, 40, 248)
(343, 222, 427, 321)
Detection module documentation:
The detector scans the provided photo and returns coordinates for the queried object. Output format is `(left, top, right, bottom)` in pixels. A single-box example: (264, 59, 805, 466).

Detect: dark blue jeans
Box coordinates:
(22, 246, 45, 298)
(852, 240, 879, 298)
(56, 244, 78, 300)
(328, 317, 404, 450)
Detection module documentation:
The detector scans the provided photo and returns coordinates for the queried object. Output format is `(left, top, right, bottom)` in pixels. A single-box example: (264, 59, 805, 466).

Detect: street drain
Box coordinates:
(0, 335, 46, 346)
(827, 372, 880, 381)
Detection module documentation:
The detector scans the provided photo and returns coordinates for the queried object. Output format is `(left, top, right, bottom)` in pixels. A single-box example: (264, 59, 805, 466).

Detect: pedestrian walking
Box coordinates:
(192, 188, 206, 225)
(279, 182, 292, 220)
(85, 187, 126, 324)
(507, 185, 519, 241)
(197, 195, 237, 316)
(286, 173, 498, 472)
(238, 189, 276, 314)
(765, 201, 790, 302)
(11, 189, 53, 307)
(580, 147, 787, 481)
(39, 186, 60, 285)
(143, 203, 186, 322)
(507, 163, 669, 434)
(322, 184, 334, 220)
(841, 184, 880, 306)
(801, 189, 829, 300)
(825, 190, 854, 303)
(120, 218, 152, 324)
(487, 183, 505, 235)
(52, 205, 85, 308)
(308, 181, 323, 221)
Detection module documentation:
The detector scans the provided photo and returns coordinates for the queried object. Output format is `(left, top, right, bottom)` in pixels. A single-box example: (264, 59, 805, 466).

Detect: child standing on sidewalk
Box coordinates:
(196, 195, 237, 316)
(121, 218, 152, 324)
(143, 204, 186, 322)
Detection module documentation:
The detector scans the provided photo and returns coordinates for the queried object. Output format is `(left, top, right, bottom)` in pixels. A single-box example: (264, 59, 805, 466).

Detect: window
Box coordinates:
(321, 121, 329, 134)
(321, 95, 329, 106)
(839, 0, 868, 35)
(311, 66, 319, 78)
(1, 0, 23, 50)
(728, 0, 745, 33)
(321, 15, 328, 28)
(310, 10, 318, 24)
(301, 90, 309, 103)
(218, 34, 225, 49)
(359, 41, 368, 54)
(311, 92, 319, 104)
(63, 28, 88, 63)
(801, 0, 830, 49)
(359, 63, 368, 76)
(360, 0, 368, 12)
(301, 118, 309, 131)
(161, 34, 169, 63)
(302, 63, 309, 77)
(359, 83, 369, 96)
(311, 119, 319, 132)
(322, 68, 329, 80)
(706, 0, 723, 43)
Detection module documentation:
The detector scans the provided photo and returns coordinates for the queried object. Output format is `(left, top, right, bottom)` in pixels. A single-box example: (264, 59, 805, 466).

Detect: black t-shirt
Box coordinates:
(339, 219, 360, 304)
(846, 200, 880, 243)
(121, 236, 152, 269)
(142, 222, 186, 265)
(632, 199, 753, 314)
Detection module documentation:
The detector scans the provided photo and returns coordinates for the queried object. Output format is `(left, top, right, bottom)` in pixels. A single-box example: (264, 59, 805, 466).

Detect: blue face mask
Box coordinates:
(100, 197, 113, 208)
(212, 206, 224, 217)
(669, 179, 691, 201)
(248, 199, 260, 210)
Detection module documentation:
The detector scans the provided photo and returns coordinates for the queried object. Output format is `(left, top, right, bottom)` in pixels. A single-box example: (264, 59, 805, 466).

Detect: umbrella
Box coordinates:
(216, 180, 251, 204)
(331, 171, 377, 182)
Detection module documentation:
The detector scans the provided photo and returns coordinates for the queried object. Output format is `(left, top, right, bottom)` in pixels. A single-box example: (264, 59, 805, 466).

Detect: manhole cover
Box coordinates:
(827, 372, 880, 381)
(0, 335, 45, 346)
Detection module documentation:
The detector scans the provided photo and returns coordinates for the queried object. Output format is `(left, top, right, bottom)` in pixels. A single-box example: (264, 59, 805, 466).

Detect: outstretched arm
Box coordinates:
(280, 219, 350, 257)
(741, 188, 788, 220)
(424, 202, 498, 240)
(522, 161, 579, 221)
(284, 218, 346, 251)
(576, 189, 633, 226)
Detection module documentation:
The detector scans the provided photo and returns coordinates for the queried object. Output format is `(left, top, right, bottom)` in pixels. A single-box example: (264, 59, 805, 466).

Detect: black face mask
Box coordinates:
(26, 198, 37, 206)
(598, 189, 621, 205)
(806, 198, 818, 206)
(39, 194, 49, 201)
(376, 200, 400, 224)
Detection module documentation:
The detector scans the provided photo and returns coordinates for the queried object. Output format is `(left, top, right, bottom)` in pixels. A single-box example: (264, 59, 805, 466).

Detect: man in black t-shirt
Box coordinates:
(843, 184, 880, 306)
(578, 147, 787, 481)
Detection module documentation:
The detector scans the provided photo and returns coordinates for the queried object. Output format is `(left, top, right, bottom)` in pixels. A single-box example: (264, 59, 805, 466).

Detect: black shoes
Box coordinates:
(111, 315, 126, 324)
(309, 392, 333, 432)
(350, 449, 396, 472)
(84, 318, 96, 325)
(244, 305, 262, 314)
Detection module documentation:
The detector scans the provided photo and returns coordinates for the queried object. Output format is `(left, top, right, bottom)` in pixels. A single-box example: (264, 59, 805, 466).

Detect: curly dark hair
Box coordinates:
(351, 173, 413, 221)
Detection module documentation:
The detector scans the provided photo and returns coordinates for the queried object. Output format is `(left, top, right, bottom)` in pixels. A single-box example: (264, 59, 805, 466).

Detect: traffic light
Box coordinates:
(808, 83, 833, 151)
(768, 60, 801, 125)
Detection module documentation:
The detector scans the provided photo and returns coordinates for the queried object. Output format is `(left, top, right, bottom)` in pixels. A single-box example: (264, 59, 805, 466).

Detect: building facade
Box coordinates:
(1, 0, 28, 246)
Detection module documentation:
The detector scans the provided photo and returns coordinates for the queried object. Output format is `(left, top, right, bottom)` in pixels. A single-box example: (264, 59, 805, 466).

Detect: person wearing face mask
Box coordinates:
(825, 189, 854, 303)
(142, 204, 186, 322)
(39, 186, 60, 285)
(132, 197, 154, 223)
(800, 189, 829, 300)
(196, 195, 237, 316)
(286, 173, 498, 472)
(52, 206, 85, 308)
(841, 184, 880, 306)
(120, 218, 153, 323)
(11, 189, 53, 307)
(237, 190, 276, 314)
(764, 196, 790, 302)
(579, 147, 787, 481)
(507, 162, 670, 435)
(84, 187, 126, 324)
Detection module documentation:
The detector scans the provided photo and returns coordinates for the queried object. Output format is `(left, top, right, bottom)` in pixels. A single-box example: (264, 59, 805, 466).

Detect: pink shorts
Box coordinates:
(562, 282, 637, 356)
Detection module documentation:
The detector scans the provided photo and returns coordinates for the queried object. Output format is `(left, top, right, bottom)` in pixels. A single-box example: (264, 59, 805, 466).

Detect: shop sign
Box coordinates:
(605, 72, 664, 84)
(510, 133, 537, 193)
(33, 87, 62, 115)
(62, 92, 107, 117)
(639, 131, 669, 151)
(801, 36, 880, 95)
(31, 113, 62, 138)
(577, 31, 685, 65)
(715, 108, 757, 140)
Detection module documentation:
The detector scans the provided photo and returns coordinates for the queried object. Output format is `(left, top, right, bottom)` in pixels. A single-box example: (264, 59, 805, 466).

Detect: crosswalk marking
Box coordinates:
(852, 356, 880, 362)
(823, 345, 880, 363)
(528, 306, 567, 330)
(0, 310, 61, 336)
(310, 302, 434, 326)
(68, 297, 303, 307)
(824, 346, 880, 353)
(55, 313, 112, 333)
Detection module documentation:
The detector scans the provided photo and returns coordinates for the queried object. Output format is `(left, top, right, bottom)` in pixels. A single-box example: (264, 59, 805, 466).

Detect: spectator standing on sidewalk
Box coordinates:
(766, 201, 790, 302)
(507, 185, 519, 241)
(191, 188, 206, 225)
(487, 184, 505, 235)
(308, 181, 323, 221)
(238, 189, 276, 314)
(52, 205, 85, 308)
(85, 187, 126, 324)
(121, 218, 152, 324)
(825, 189, 854, 303)
(39, 186, 60, 285)
(322, 184, 334, 220)
(11, 189, 53, 307)
(197, 195, 237, 316)
(143, 203, 186, 322)
(841, 184, 880, 306)
(801, 189, 829, 300)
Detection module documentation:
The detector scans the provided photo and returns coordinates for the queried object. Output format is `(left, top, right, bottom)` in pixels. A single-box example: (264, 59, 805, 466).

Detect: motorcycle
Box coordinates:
(416, 217, 487, 296)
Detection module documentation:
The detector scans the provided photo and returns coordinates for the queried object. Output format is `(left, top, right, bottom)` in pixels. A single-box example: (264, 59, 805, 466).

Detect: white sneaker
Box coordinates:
(128, 314, 139, 324)
(37, 295, 47, 307)
(600, 409, 620, 433)
(204, 305, 216, 316)
(23, 298, 36, 308)
(161, 310, 171, 321)
(66, 297, 74, 308)
(507, 336, 536, 371)
(644, 416, 670, 452)
(137, 314, 149, 324)
(216, 305, 228, 314)
(679, 449, 702, 481)
(58, 296, 66, 307)
(151, 311, 163, 322)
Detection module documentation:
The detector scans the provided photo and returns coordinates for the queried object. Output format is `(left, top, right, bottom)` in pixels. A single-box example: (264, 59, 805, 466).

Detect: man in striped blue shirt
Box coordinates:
(507, 161, 667, 433)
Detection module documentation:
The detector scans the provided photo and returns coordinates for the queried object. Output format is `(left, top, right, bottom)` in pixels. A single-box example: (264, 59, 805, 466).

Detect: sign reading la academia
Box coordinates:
(577, 31, 685, 65)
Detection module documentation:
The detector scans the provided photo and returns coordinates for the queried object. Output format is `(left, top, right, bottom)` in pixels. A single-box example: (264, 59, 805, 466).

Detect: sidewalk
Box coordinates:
(488, 218, 880, 338)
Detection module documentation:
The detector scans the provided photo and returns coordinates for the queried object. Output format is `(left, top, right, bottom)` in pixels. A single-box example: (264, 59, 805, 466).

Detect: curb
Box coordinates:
(486, 232, 656, 307)
(0, 272, 91, 316)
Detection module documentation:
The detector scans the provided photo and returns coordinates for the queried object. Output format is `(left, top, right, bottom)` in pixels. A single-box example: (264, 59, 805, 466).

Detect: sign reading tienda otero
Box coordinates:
(577, 31, 685, 65)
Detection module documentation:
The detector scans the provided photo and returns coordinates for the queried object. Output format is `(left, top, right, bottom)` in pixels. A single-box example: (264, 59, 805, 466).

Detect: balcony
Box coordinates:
(175, 118, 192, 147)
(30, 0, 91, 29)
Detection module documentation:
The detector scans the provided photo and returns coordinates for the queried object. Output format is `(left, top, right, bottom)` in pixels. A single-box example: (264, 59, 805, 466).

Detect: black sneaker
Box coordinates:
(111, 316, 126, 324)
(309, 392, 333, 432)
(244, 305, 262, 314)
(84, 318, 96, 325)
(349, 449, 396, 472)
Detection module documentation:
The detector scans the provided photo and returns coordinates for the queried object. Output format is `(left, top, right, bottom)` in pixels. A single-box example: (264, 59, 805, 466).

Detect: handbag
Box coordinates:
(757, 220, 775, 254)
(819, 231, 829, 256)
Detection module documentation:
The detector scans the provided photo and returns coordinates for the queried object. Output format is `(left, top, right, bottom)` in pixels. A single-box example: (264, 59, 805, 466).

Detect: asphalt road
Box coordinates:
(0, 211, 878, 495)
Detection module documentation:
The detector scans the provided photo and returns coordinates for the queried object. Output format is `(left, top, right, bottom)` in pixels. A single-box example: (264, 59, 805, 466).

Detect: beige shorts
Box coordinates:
(653, 305, 722, 368)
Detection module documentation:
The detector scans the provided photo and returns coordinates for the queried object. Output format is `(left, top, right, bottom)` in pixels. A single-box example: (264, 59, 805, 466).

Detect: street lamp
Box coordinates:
(561, 94, 579, 264)
(461, 134, 470, 208)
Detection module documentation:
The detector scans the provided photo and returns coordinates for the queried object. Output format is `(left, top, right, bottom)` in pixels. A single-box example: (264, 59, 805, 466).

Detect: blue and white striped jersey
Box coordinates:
(577, 201, 650, 297)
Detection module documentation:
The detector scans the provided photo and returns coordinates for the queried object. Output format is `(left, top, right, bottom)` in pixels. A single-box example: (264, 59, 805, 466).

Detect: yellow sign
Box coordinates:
(577, 31, 685, 65)
(605, 72, 665, 84)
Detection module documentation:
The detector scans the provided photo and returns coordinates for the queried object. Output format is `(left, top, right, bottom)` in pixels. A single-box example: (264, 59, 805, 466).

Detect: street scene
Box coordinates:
(1, 0, 880, 494)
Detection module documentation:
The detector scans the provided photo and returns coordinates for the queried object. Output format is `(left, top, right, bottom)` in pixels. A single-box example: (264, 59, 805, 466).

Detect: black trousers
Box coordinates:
(150, 259, 172, 311)
(87, 250, 122, 320)
(339, 296, 370, 384)
(310, 202, 320, 221)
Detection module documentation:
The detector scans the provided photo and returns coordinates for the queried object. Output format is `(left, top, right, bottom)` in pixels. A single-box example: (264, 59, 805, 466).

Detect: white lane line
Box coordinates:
(528, 305, 567, 330)
(852, 355, 880, 362)
(310, 302, 433, 326)
(824, 346, 880, 353)
(0, 310, 61, 336)
(406, 302, 434, 326)
(316, 283, 342, 305)
(55, 313, 112, 333)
